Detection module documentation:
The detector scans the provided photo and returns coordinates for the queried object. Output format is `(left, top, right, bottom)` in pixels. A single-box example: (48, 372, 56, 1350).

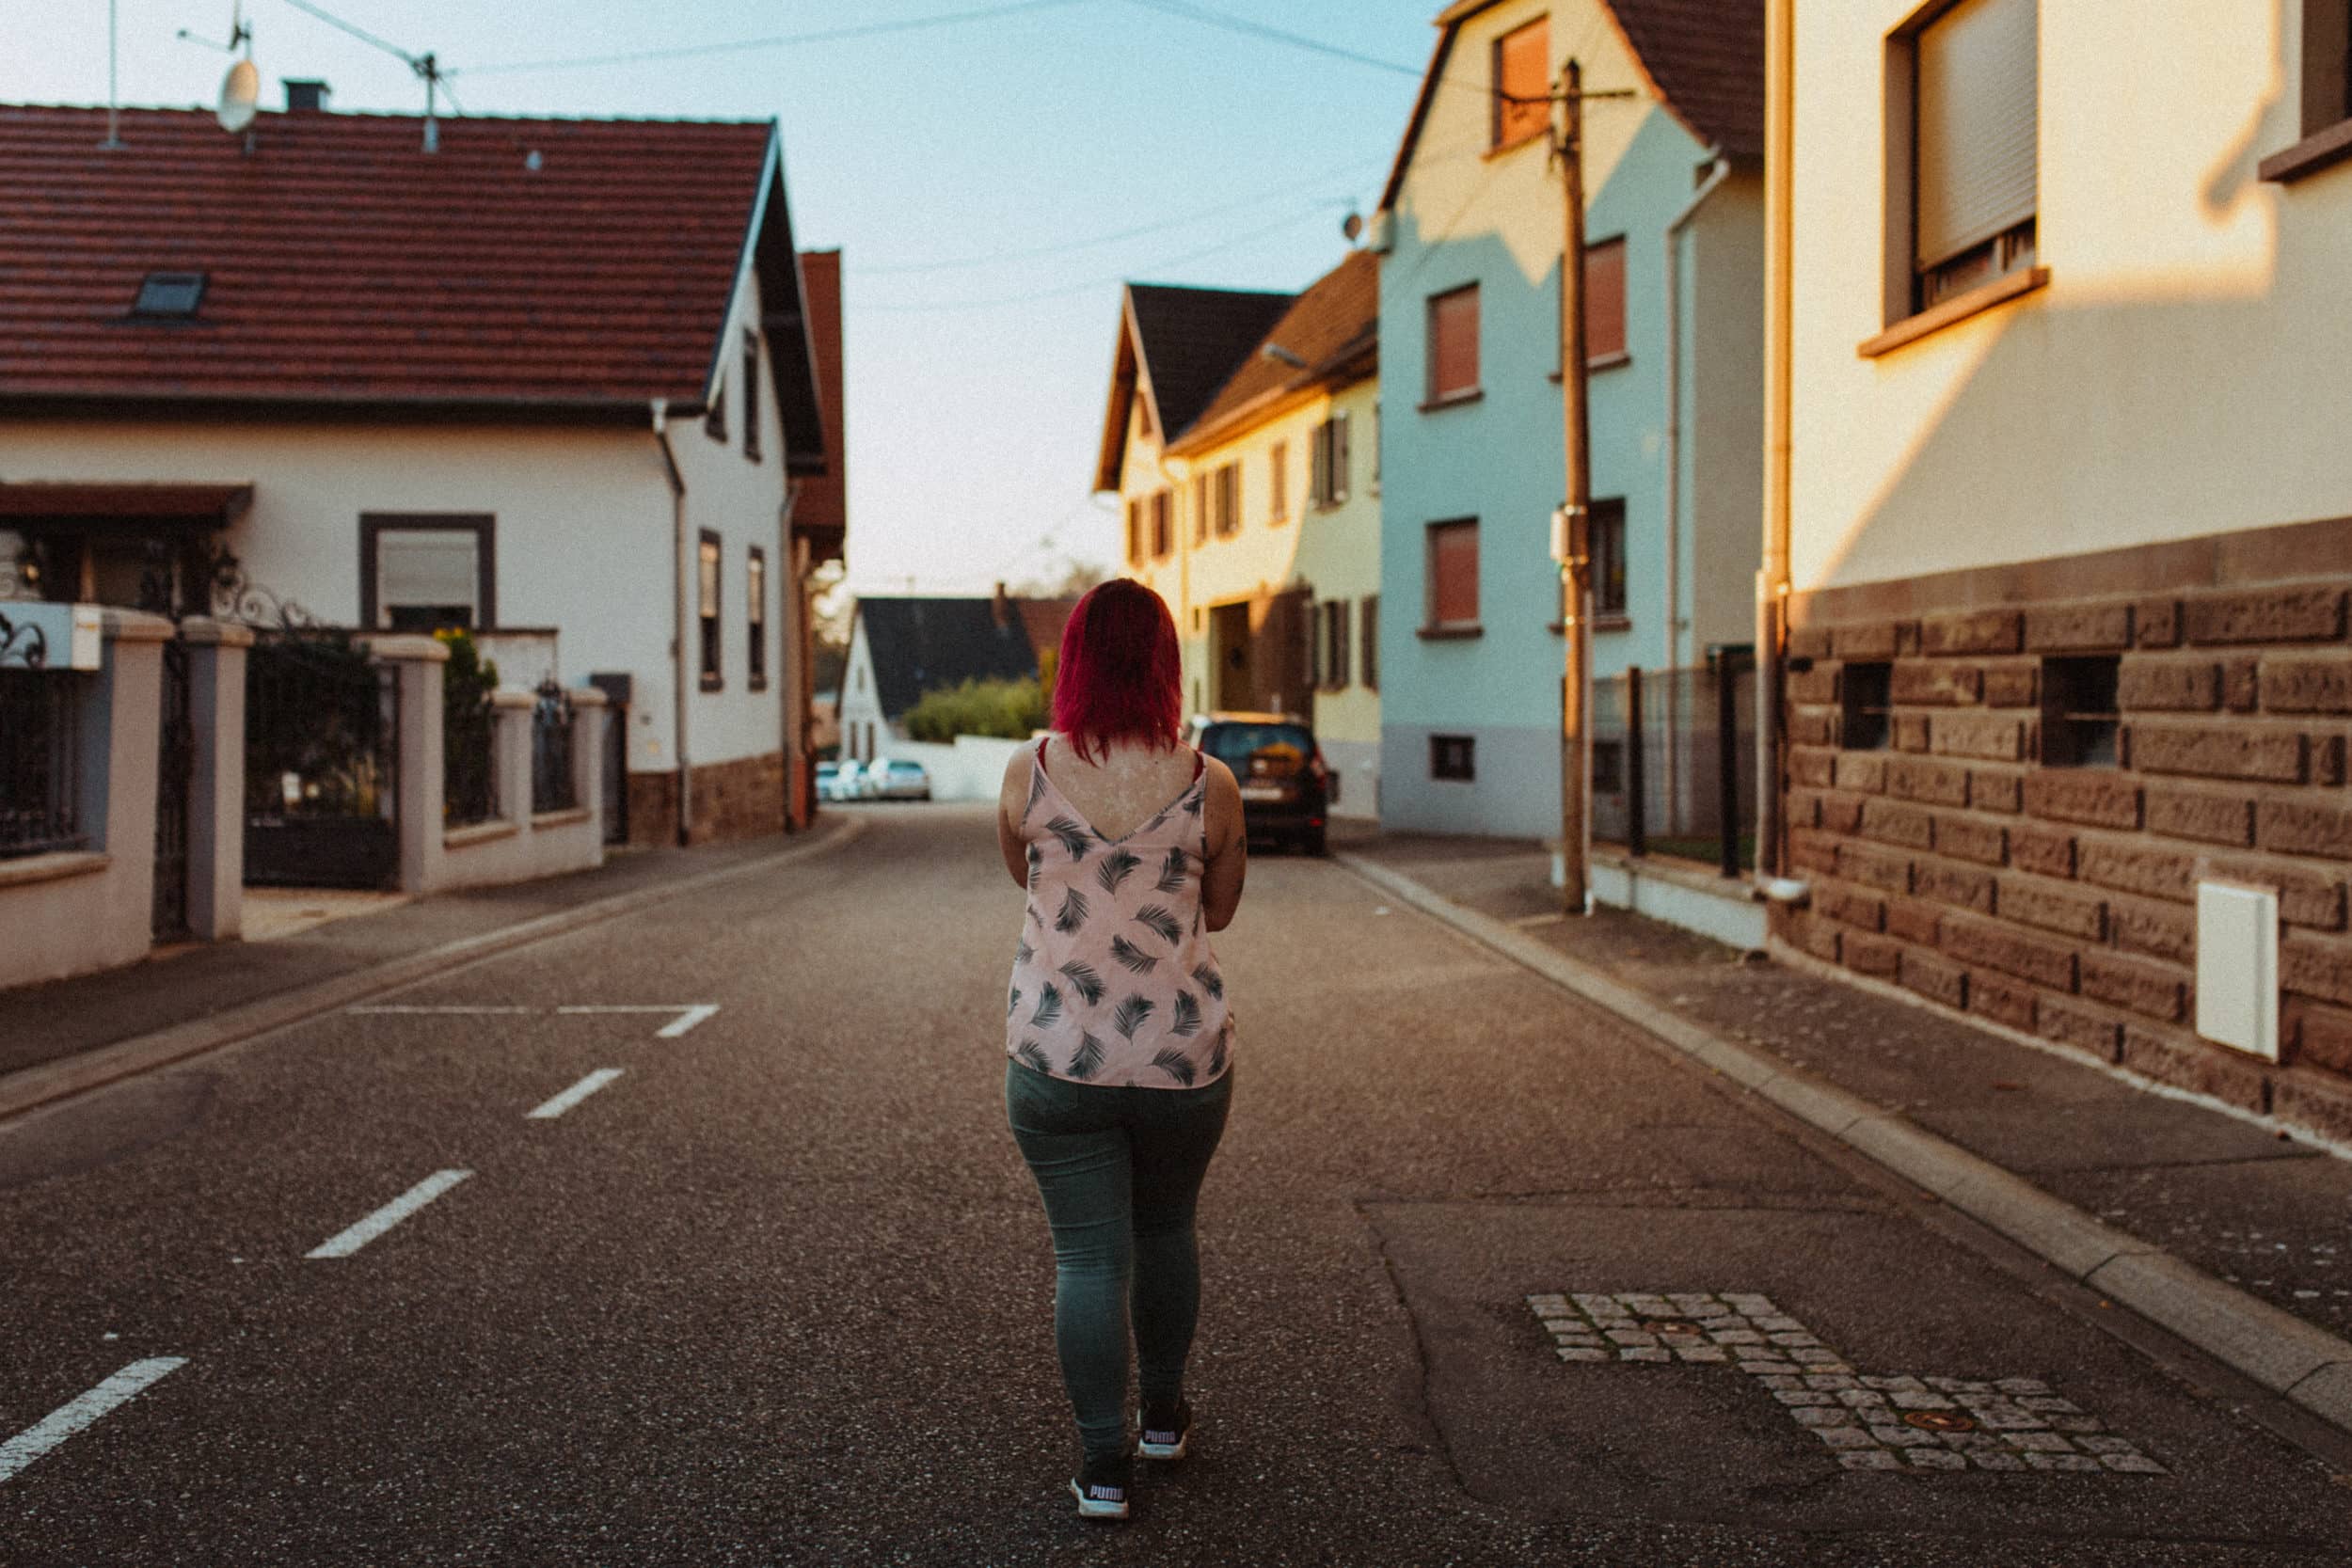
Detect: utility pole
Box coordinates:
(1552, 59, 1632, 915)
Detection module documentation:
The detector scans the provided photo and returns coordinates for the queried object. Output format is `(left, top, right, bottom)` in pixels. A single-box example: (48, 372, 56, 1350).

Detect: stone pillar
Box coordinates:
(362, 634, 450, 895)
(570, 686, 610, 842)
(178, 617, 252, 942)
(91, 609, 172, 954)
(489, 688, 535, 830)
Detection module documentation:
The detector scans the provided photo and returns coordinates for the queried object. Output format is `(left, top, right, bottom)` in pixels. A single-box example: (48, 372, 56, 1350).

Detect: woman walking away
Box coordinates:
(995, 579, 1247, 1521)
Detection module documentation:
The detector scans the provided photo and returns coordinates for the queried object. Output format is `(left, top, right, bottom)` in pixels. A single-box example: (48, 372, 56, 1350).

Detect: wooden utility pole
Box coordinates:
(1556, 56, 1596, 916)
(1552, 58, 1637, 915)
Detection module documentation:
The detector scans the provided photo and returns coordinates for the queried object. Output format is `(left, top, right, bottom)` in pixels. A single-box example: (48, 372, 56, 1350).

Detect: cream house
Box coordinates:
(1761, 0, 2352, 1143)
(1093, 252, 1383, 816)
(0, 101, 843, 850)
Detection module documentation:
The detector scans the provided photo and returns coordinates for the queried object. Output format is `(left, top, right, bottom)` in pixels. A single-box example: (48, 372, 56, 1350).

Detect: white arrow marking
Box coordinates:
(0, 1358, 187, 1484)
(555, 1005, 720, 1038)
(527, 1069, 624, 1120)
(306, 1169, 472, 1259)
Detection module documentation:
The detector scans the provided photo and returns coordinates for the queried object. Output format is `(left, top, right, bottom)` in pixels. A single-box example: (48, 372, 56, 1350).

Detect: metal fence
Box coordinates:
(532, 681, 577, 815)
(0, 672, 83, 860)
(1591, 648, 1756, 875)
(445, 688, 498, 828)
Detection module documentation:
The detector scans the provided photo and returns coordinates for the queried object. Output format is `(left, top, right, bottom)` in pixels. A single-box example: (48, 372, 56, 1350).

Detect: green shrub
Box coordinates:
(903, 675, 1048, 742)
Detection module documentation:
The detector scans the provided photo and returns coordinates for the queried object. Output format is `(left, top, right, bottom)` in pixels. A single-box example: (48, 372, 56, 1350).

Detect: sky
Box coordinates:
(3, 0, 1443, 598)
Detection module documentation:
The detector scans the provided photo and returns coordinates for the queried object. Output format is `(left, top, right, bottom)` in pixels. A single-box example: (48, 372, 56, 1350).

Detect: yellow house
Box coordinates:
(1092, 252, 1383, 816)
(1762, 0, 2352, 1142)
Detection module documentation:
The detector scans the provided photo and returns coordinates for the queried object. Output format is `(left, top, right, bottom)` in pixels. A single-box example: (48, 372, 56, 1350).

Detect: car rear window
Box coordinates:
(1201, 724, 1313, 774)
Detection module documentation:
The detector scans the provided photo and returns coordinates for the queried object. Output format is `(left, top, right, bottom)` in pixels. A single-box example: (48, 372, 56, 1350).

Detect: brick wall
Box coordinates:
(625, 752, 787, 848)
(1777, 578, 2352, 1142)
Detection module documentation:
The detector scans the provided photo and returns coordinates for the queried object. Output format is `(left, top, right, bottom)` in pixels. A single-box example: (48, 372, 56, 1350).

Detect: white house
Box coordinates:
(0, 98, 844, 849)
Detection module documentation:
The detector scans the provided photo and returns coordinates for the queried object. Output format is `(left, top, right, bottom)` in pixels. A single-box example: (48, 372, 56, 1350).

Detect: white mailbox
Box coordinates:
(0, 601, 103, 672)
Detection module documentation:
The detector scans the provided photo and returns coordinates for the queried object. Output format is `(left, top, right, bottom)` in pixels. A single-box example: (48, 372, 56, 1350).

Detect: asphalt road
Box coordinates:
(4, 802, 2350, 1565)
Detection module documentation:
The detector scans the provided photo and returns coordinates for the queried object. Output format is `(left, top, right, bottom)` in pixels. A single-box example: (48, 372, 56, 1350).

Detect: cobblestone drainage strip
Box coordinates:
(1525, 1291, 2168, 1476)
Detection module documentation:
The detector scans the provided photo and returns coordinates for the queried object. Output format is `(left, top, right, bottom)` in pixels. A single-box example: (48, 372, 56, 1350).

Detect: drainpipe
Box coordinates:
(1757, 0, 1797, 884)
(1662, 150, 1731, 827)
(652, 399, 691, 847)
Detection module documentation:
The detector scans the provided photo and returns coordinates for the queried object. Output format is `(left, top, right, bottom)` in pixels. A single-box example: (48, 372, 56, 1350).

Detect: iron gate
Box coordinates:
(152, 636, 194, 940)
(244, 629, 400, 888)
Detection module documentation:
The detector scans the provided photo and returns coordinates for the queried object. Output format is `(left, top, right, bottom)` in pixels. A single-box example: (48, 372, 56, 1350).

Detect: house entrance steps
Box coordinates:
(1336, 824, 2352, 1443)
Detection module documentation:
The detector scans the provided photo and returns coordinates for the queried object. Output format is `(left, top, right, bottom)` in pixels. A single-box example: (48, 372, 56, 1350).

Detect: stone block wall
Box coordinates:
(625, 752, 787, 848)
(1777, 577, 2352, 1142)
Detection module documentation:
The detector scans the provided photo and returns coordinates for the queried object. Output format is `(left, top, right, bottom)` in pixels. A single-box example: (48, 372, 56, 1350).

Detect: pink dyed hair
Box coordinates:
(1050, 578, 1183, 762)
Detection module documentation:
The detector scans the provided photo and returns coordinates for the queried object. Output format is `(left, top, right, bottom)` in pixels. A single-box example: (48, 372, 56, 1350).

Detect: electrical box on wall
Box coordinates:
(2196, 880, 2279, 1061)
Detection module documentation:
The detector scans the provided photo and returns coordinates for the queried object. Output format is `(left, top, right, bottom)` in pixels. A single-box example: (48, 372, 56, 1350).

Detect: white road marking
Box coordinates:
(305, 1169, 472, 1259)
(526, 1069, 624, 1120)
(555, 1004, 720, 1038)
(349, 1006, 535, 1015)
(0, 1357, 187, 1484)
(1511, 911, 1568, 928)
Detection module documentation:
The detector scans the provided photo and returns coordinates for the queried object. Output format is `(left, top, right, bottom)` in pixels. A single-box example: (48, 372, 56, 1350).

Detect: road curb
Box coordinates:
(1336, 849, 2352, 1440)
(0, 816, 867, 1125)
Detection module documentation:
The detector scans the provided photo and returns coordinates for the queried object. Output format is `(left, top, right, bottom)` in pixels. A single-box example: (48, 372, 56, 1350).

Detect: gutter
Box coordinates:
(1757, 0, 1797, 884)
(1661, 150, 1732, 677)
(652, 399, 692, 847)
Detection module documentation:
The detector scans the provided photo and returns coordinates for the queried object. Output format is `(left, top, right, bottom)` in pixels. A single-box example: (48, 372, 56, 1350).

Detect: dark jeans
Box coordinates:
(1005, 1058, 1234, 1461)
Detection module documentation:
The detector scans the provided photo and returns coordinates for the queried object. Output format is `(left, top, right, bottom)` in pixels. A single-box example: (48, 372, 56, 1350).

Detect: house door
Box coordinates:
(151, 636, 193, 942)
(1209, 602, 1256, 711)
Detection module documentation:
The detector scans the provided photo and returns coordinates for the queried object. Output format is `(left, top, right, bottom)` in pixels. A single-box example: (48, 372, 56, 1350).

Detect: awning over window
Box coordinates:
(0, 482, 253, 526)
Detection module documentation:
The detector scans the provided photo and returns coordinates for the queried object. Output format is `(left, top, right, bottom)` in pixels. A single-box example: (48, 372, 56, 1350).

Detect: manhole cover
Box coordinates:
(1904, 1410, 1979, 1433)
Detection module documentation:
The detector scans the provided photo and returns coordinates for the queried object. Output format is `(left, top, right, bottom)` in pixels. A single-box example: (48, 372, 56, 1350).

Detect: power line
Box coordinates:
(277, 0, 409, 62)
(453, 0, 1089, 79)
(857, 204, 1345, 313)
(1122, 0, 1423, 82)
(850, 152, 1383, 277)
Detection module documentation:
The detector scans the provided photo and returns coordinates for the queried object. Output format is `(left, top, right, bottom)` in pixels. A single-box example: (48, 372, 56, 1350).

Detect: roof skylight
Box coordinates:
(131, 272, 207, 318)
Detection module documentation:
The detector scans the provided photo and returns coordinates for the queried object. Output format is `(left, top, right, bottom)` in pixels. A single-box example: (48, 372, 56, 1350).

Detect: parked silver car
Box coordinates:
(867, 758, 933, 801)
(817, 760, 879, 803)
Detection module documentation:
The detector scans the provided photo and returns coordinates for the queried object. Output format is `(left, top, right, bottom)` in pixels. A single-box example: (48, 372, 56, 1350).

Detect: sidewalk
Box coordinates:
(0, 819, 856, 1093)
(1341, 828, 2352, 1358)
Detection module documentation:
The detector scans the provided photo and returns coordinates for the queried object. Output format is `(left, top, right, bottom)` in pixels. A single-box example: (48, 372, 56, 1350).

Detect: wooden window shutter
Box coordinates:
(1192, 473, 1209, 544)
(1915, 0, 2038, 271)
(1428, 286, 1480, 401)
(1493, 18, 1550, 148)
(1584, 238, 1627, 361)
(1126, 499, 1143, 563)
(1332, 411, 1350, 502)
(1361, 595, 1379, 690)
(1429, 520, 1479, 626)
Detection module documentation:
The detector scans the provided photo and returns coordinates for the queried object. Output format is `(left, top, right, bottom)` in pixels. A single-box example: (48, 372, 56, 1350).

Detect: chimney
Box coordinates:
(992, 580, 1011, 629)
(283, 79, 331, 113)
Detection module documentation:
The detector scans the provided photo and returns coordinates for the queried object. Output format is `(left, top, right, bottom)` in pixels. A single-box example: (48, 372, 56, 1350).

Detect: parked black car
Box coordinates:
(1190, 712, 1332, 855)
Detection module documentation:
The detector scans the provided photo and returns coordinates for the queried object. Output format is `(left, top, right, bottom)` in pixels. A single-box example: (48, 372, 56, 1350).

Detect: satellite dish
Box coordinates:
(1342, 211, 1364, 243)
(217, 58, 260, 135)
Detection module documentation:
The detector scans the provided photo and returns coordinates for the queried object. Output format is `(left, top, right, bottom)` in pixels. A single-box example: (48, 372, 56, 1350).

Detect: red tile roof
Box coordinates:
(1168, 249, 1376, 454)
(792, 248, 848, 563)
(1093, 282, 1295, 492)
(0, 104, 793, 415)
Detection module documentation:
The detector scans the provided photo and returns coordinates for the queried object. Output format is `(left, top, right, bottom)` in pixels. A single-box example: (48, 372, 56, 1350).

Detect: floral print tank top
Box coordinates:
(1007, 739, 1234, 1089)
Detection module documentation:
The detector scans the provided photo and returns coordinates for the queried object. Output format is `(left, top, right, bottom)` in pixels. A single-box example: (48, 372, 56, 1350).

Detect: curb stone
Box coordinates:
(0, 816, 866, 1124)
(1336, 849, 2352, 1441)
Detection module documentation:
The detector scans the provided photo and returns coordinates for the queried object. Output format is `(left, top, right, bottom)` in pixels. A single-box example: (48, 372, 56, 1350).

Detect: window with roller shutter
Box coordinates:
(1895, 0, 2039, 313)
(1584, 237, 1627, 364)
(1492, 18, 1550, 150)
(1426, 285, 1480, 404)
(1425, 519, 1479, 631)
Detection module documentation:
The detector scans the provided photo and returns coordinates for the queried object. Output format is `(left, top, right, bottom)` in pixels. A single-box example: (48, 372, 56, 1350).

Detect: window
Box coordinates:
(1594, 738, 1626, 795)
(131, 271, 205, 318)
(1426, 285, 1480, 404)
(1432, 734, 1476, 782)
(1492, 18, 1549, 150)
(742, 330, 763, 462)
(2265, 2, 2352, 181)
(1269, 441, 1289, 525)
(747, 546, 768, 689)
(1151, 489, 1173, 558)
(1842, 661, 1892, 750)
(1191, 472, 1209, 545)
(1126, 499, 1144, 565)
(2042, 656, 2121, 768)
(1590, 499, 1628, 619)
(1584, 237, 1627, 363)
(1360, 594, 1379, 690)
(1214, 464, 1241, 538)
(698, 531, 723, 689)
(1315, 600, 1351, 690)
(1895, 0, 2039, 315)
(361, 514, 493, 632)
(1425, 519, 1479, 631)
(1311, 412, 1351, 508)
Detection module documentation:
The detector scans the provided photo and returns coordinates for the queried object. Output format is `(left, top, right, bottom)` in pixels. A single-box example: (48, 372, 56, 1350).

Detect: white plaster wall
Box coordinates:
(1788, 0, 2352, 593)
